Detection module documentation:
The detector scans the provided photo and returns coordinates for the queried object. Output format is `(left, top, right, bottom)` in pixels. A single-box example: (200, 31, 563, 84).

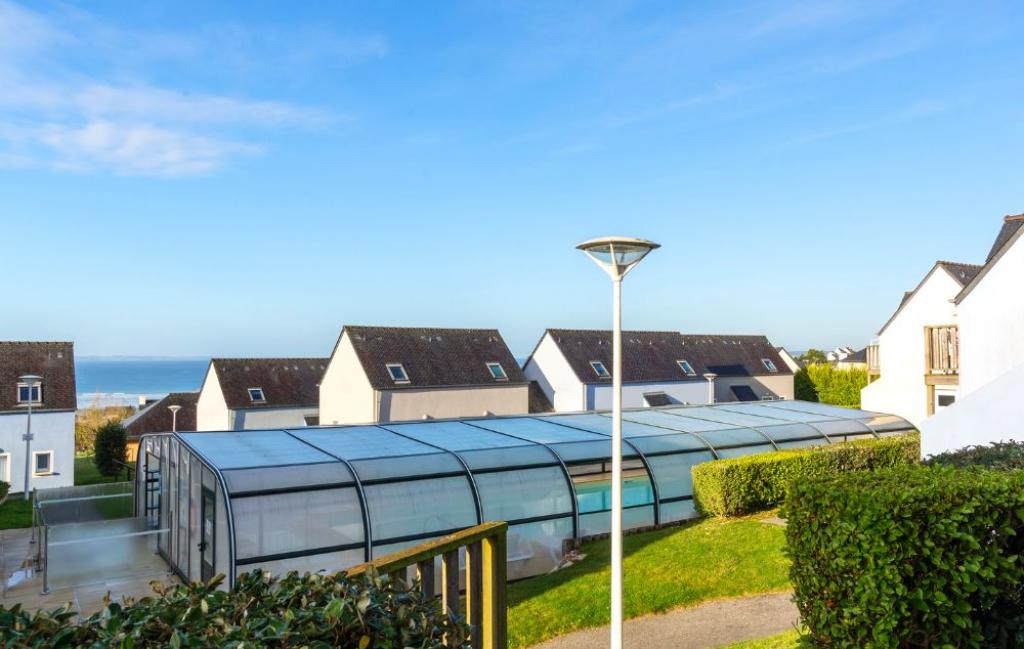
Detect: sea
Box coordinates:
(76, 357, 209, 408)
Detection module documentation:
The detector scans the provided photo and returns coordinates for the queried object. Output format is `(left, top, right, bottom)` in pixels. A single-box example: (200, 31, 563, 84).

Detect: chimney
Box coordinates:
(1006, 214, 1024, 223)
(703, 373, 718, 404)
(138, 395, 150, 411)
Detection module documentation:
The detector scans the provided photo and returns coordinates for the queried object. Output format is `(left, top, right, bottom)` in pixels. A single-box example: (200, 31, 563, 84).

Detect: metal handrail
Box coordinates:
(348, 521, 508, 649)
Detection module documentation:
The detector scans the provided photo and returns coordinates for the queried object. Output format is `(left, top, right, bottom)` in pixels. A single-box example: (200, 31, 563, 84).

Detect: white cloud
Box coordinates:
(0, 1, 356, 176)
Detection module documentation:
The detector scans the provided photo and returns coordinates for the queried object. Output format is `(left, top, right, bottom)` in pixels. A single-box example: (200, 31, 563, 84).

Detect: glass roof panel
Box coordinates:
(627, 432, 712, 455)
(698, 427, 774, 448)
(550, 413, 697, 439)
(861, 414, 914, 433)
(384, 421, 533, 451)
(756, 422, 826, 443)
(289, 426, 439, 460)
(714, 403, 832, 423)
(760, 401, 878, 420)
(617, 410, 731, 433)
(472, 417, 607, 444)
(661, 406, 781, 429)
(178, 430, 336, 469)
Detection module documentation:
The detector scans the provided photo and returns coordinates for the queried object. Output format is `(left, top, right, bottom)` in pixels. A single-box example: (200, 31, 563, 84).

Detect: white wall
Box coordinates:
(958, 232, 1024, 396)
(588, 380, 709, 410)
(861, 268, 962, 427)
(196, 365, 231, 431)
(319, 332, 377, 425)
(235, 406, 320, 429)
(381, 385, 529, 422)
(0, 411, 75, 492)
(920, 362, 1024, 457)
(523, 333, 586, 412)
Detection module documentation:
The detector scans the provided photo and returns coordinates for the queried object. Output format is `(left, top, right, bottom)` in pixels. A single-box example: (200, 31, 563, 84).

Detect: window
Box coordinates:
(16, 383, 42, 404)
(676, 360, 696, 376)
(387, 363, 409, 383)
(761, 358, 778, 373)
(486, 362, 508, 381)
(643, 392, 672, 407)
(937, 394, 956, 408)
(33, 451, 53, 476)
(303, 415, 320, 426)
(248, 388, 266, 403)
(589, 361, 610, 378)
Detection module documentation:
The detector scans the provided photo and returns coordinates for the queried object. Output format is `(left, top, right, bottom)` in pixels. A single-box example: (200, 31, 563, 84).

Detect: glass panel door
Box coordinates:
(200, 486, 216, 582)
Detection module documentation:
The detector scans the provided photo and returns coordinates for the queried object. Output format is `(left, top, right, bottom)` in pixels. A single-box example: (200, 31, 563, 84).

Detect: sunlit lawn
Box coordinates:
(507, 514, 791, 648)
(724, 629, 808, 648)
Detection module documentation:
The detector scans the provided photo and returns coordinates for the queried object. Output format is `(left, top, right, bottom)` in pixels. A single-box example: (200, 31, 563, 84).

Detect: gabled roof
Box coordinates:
(877, 260, 980, 335)
(955, 214, 1024, 304)
(208, 358, 327, 410)
(542, 329, 791, 384)
(0, 342, 76, 413)
(840, 347, 868, 363)
(124, 392, 198, 439)
(342, 326, 527, 390)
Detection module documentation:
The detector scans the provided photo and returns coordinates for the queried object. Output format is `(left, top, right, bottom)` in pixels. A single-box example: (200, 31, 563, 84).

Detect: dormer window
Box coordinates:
(387, 363, 410, 383)
(761, 359, 778, 373)
(676, 360, 696, 376)
(589, 360, 610, 378)
(17, 383, 42, 404)
(248, 388, 266, 403)
(486, 362, 508, 381)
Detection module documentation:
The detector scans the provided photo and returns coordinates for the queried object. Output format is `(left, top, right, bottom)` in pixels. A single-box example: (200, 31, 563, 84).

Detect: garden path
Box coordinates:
(528, 591, 798, 649)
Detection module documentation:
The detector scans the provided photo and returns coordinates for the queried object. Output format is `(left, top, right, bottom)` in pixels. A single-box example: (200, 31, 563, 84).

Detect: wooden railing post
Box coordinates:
(482, 527, 508, 649)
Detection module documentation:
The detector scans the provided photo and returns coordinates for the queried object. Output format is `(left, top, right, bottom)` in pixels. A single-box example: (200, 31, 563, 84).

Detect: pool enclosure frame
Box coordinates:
(135, 400, 914, 587)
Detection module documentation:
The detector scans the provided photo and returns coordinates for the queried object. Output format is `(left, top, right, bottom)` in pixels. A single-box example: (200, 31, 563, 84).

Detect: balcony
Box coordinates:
(925, 325, 959, 377)
(867, 343, 880, 380)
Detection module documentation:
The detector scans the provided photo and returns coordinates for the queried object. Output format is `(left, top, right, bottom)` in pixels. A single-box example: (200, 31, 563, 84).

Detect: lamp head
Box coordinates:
(577, 236, 660, 279)
(168, 405, 182, 414)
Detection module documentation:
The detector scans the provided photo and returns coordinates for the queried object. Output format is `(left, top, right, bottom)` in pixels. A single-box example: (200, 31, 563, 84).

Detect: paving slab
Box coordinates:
(529, 591, 798, 649)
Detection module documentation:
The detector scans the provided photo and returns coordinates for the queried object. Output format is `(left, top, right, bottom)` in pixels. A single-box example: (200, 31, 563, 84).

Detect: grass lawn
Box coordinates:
(507, 514, 791, 648)
(724, 629, 808, 648)
(0, 455, 130, 529)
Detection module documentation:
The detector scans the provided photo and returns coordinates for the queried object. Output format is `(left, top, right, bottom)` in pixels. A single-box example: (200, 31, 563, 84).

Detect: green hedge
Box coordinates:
(692, 433, 919, 517)
(794, 364, 868, 407)
(0, 570, 469, 648)
(926, 439, 1024, 470)
(784, 466, 1024, 647)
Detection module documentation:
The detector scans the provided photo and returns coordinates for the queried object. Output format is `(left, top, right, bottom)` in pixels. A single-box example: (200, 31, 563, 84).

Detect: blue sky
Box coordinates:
(2, 1, 1022, 358)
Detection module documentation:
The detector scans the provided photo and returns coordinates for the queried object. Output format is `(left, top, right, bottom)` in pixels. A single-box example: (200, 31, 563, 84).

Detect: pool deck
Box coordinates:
(1, 527, 179, 616)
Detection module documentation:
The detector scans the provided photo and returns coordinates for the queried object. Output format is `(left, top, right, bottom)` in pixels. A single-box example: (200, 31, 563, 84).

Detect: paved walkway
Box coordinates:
(530, 592, 798, 649)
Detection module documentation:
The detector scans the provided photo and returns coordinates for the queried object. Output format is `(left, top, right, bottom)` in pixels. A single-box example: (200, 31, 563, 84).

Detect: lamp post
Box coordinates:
(577, 236, 659, 649)
(19, 374, 42, 500)
(168, 405, 182, 432)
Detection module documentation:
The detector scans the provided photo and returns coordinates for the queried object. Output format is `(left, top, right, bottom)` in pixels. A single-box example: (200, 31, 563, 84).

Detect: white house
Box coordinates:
(919, 214, 1024, 455)
(860, 260, 980, 426)
(0, 342, 77, 492)
(319, 326, 531, 425)
(523, 329, 794, 412)
(196, 358, 326, 431)
(776, 347, 803, 373)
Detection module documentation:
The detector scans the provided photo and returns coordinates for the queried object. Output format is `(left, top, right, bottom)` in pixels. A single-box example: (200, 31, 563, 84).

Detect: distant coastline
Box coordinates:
(76, 357, 209, 408)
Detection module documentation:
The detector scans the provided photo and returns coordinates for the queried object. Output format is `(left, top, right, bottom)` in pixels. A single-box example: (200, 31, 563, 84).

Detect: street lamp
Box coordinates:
(19, 374, 42, 500)
(577, 236, 659, 649)
(168, 404, 182, 432)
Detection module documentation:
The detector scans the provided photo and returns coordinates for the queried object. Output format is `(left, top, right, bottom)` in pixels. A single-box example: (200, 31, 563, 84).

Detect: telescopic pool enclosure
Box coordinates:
(135, 400, 913, 586)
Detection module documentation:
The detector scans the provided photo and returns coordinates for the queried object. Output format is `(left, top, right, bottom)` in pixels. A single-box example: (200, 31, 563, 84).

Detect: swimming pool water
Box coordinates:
(575, 477, 654, 513)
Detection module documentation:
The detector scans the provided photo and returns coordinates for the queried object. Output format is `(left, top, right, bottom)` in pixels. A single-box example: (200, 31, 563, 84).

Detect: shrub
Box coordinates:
(0, 569, 469, 647)
(0, 481, 8, 502)
(784, 466, 1024, 648)
(75, 405, 134, 453)
(794, 368, 818, 402)
(93, 420, 127, 477)
(926, 439, 1024, 470)
(692, 433, 919, 517)
(800, 364, 867, 407)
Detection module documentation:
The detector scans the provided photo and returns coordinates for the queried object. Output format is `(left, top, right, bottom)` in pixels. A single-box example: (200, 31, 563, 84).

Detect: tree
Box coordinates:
(795, 368, 819, 402)
(93, 420, 128, 478)
(798, 348, 828, 365)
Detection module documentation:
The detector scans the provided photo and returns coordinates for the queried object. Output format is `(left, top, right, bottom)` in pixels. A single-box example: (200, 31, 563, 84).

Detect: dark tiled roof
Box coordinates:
(544, 329, 791, 384)
(343, 326, 527, 390)
(0, 342, 76, 413)
(842, 347, 868, 363)
(936, 261, 983, 287)
(986, 215, 1024, 262)
(209, 358, 327, 410)
(124, 392, 198, 438)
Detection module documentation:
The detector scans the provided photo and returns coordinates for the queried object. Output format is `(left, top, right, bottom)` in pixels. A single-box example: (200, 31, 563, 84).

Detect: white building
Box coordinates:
(319, 326, 531, 425)
(196, 358, 326, 431)
(919, 215, 1024, 455)
(523, 329, 794, 412)
(860, 261, 980, 426)
(0, 342, 77, 493)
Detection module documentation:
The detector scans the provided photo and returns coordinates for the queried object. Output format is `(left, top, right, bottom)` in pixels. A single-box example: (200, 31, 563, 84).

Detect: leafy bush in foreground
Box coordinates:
(796, 364, 868, 407)
(0, 569, 469, 648)
(785, 466, 1024, 648)
(926, 439, 1024, 470)
(93, 420, 128, 478)
(692, 433, 918, 517)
